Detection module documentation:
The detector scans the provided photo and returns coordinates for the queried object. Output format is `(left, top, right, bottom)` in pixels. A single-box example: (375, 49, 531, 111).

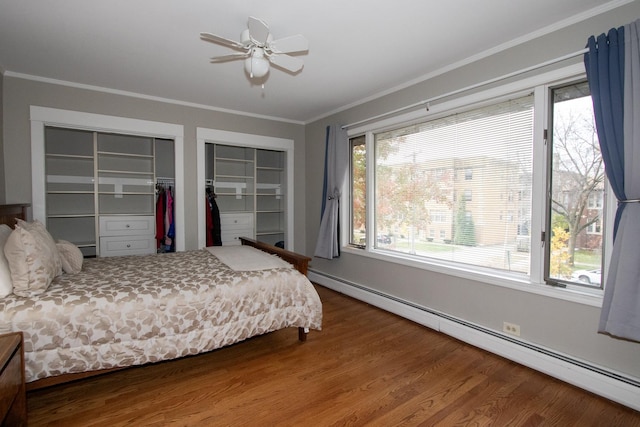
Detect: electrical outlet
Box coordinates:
(503, 321, 521, 337)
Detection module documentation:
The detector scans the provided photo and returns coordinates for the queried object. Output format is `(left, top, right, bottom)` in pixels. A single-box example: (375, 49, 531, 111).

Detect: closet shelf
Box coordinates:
(97, 151, 153, 159)
(47, 190, 95, 195)
(98, 169, 154, 176)
(46, 153, 93, 160)
(47, 175, 94, 184)
(95, 212, 154, 217)
(215, 157, 254, 163)
(217, 192, 255, 197)
(48, 174, 154, 186)
(98, 191, 155, 196)
(47, 214, 95, 218)
(256, 166, 284, 171)
(215, 174, 253, 180)
(218, 210, 253, 214)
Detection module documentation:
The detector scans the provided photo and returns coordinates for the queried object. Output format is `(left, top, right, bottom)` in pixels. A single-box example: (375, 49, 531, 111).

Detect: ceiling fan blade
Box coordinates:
(268, 53, 304, 73)
(200, 32, 246, 50)
(270, 34, 308, 53)
(210, 53, 249, 63)
(248, 16, 270, 45)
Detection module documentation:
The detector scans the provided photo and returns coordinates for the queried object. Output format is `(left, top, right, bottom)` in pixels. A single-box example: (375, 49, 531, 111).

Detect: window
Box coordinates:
(348, 69, 611, 295)
(372, 95, 533, 267)
(430, 210, 447, 223)
(587, 218, 602, 234)
(547, 82, 604, 288)
(588, 190, 603, 209)
(350, 136, 367, 246)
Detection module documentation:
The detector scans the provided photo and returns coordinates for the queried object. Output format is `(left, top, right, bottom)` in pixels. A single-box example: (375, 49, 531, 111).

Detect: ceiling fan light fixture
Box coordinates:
(202, 16, 307, 82)
(245, 48, 270, 78)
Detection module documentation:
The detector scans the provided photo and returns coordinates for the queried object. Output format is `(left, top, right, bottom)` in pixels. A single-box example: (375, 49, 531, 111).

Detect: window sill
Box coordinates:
(340, 245, 604, 308)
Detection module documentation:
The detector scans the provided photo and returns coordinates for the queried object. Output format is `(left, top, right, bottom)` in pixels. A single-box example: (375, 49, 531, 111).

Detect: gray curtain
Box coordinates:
(586, 19, 640, 342)
(314, 125, 348, 259)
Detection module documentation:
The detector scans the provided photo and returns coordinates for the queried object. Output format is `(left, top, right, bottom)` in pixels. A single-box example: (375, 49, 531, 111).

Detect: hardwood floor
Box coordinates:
(28, 285, 640, 426)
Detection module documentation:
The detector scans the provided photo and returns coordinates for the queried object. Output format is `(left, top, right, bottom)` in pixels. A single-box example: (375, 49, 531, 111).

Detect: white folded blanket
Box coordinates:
(205, 245, 292, 271)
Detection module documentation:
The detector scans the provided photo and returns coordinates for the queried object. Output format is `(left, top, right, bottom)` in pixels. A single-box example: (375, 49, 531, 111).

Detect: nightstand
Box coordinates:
(0, 333, 26, 426)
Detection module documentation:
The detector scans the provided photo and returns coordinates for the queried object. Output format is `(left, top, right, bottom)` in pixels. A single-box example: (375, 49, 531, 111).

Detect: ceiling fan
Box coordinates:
(200, 16, 309, 80)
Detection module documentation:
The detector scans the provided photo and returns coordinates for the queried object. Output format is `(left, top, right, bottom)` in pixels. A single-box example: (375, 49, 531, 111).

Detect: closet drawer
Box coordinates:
(99, 216, 155, 236)
(221, 231, 253, 246)
(220, 213, 253, 229)
(99, 235, 156, 257)
(220, 213, 253, 246)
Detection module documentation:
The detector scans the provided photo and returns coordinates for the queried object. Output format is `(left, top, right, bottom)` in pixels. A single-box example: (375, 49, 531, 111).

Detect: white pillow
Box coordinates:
(19, 220, 63, 276)
(0, 225, 13, 297)
(56, 240, 83, 274)
(4, 220, 63, 297)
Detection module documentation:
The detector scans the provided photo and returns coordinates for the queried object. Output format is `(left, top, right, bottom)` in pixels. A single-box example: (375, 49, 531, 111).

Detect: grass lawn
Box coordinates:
(573, 249, 601, 269)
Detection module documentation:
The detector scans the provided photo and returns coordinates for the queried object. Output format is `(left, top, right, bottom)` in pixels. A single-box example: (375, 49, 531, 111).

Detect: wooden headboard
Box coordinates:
(0, 204, 29, 229)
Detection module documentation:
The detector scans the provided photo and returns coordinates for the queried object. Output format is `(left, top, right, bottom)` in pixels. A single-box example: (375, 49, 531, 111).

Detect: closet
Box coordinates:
(205, 143, 286, 247)
(43, 126, 175, 257)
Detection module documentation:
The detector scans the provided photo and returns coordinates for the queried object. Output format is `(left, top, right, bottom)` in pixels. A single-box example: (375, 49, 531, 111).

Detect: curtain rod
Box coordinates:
(342, 48, 589, 130)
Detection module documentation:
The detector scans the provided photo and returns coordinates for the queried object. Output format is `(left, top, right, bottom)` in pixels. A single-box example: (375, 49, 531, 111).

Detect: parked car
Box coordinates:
(377, 234, 391, 244)
(571, 269, 601, 285)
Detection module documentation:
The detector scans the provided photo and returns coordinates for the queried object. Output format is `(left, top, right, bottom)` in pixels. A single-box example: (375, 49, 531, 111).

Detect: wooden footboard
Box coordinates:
(240, 238, 312, 344)
(239, 237, 311, 276)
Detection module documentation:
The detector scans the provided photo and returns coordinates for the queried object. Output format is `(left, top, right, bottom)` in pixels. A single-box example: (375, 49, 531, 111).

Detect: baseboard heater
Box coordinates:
(308, 269, 640, 411)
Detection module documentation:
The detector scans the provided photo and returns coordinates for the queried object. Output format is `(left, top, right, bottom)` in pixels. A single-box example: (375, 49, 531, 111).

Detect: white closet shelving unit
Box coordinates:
(206, 144, 286, 247)
(44, 127, 97, 256)
(96, 133, 156, 256)
(255, 149, 285, 246)
(43, 127, 174, 257)
(31, 106, 185, 253)
(196, 128, 294, 251)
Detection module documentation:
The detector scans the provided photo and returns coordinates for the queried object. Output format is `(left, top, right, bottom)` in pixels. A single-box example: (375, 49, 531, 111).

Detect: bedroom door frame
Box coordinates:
(30, 106, 185, 252)
(196, 127, 294, 250)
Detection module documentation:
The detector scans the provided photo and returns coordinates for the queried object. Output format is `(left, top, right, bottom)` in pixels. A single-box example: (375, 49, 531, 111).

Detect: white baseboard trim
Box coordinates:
(308, 270, 640, 411)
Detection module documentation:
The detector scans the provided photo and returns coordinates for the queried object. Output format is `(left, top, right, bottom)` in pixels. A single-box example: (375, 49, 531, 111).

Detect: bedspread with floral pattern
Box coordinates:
(0, 249, 322, 382)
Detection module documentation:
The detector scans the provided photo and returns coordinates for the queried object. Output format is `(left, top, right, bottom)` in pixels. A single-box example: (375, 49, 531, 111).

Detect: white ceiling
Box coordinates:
(0, 0, 624, 124)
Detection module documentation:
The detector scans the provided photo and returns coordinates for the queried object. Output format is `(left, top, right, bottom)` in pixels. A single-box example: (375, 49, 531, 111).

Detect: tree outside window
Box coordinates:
(350, 136, 366, 246)
(548, 82, 604, 287)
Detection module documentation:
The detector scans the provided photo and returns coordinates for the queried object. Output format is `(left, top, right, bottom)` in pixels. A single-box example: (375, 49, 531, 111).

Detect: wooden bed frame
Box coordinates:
(239, 237, 311, 276)
(0, 204, 313, 390)
(0, 204, 29, 229)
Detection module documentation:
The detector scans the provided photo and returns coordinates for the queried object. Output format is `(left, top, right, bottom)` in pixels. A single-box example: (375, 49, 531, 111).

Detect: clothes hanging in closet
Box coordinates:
(206, 187, 222, 246)
(156, 183, 176, 252)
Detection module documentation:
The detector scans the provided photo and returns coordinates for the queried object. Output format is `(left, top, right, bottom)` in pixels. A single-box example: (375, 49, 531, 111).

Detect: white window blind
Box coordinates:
(373, 94, 534, 274)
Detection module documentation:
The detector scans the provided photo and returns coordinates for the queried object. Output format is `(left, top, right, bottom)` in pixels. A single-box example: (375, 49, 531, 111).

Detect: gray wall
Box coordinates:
(0, 73, 5, 204)
(2, 77, 306, 251)
(305, 1, 640, 379)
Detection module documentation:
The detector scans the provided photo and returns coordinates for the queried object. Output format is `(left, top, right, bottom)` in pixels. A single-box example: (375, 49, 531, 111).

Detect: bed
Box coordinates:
(0, 204, 322, 389)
